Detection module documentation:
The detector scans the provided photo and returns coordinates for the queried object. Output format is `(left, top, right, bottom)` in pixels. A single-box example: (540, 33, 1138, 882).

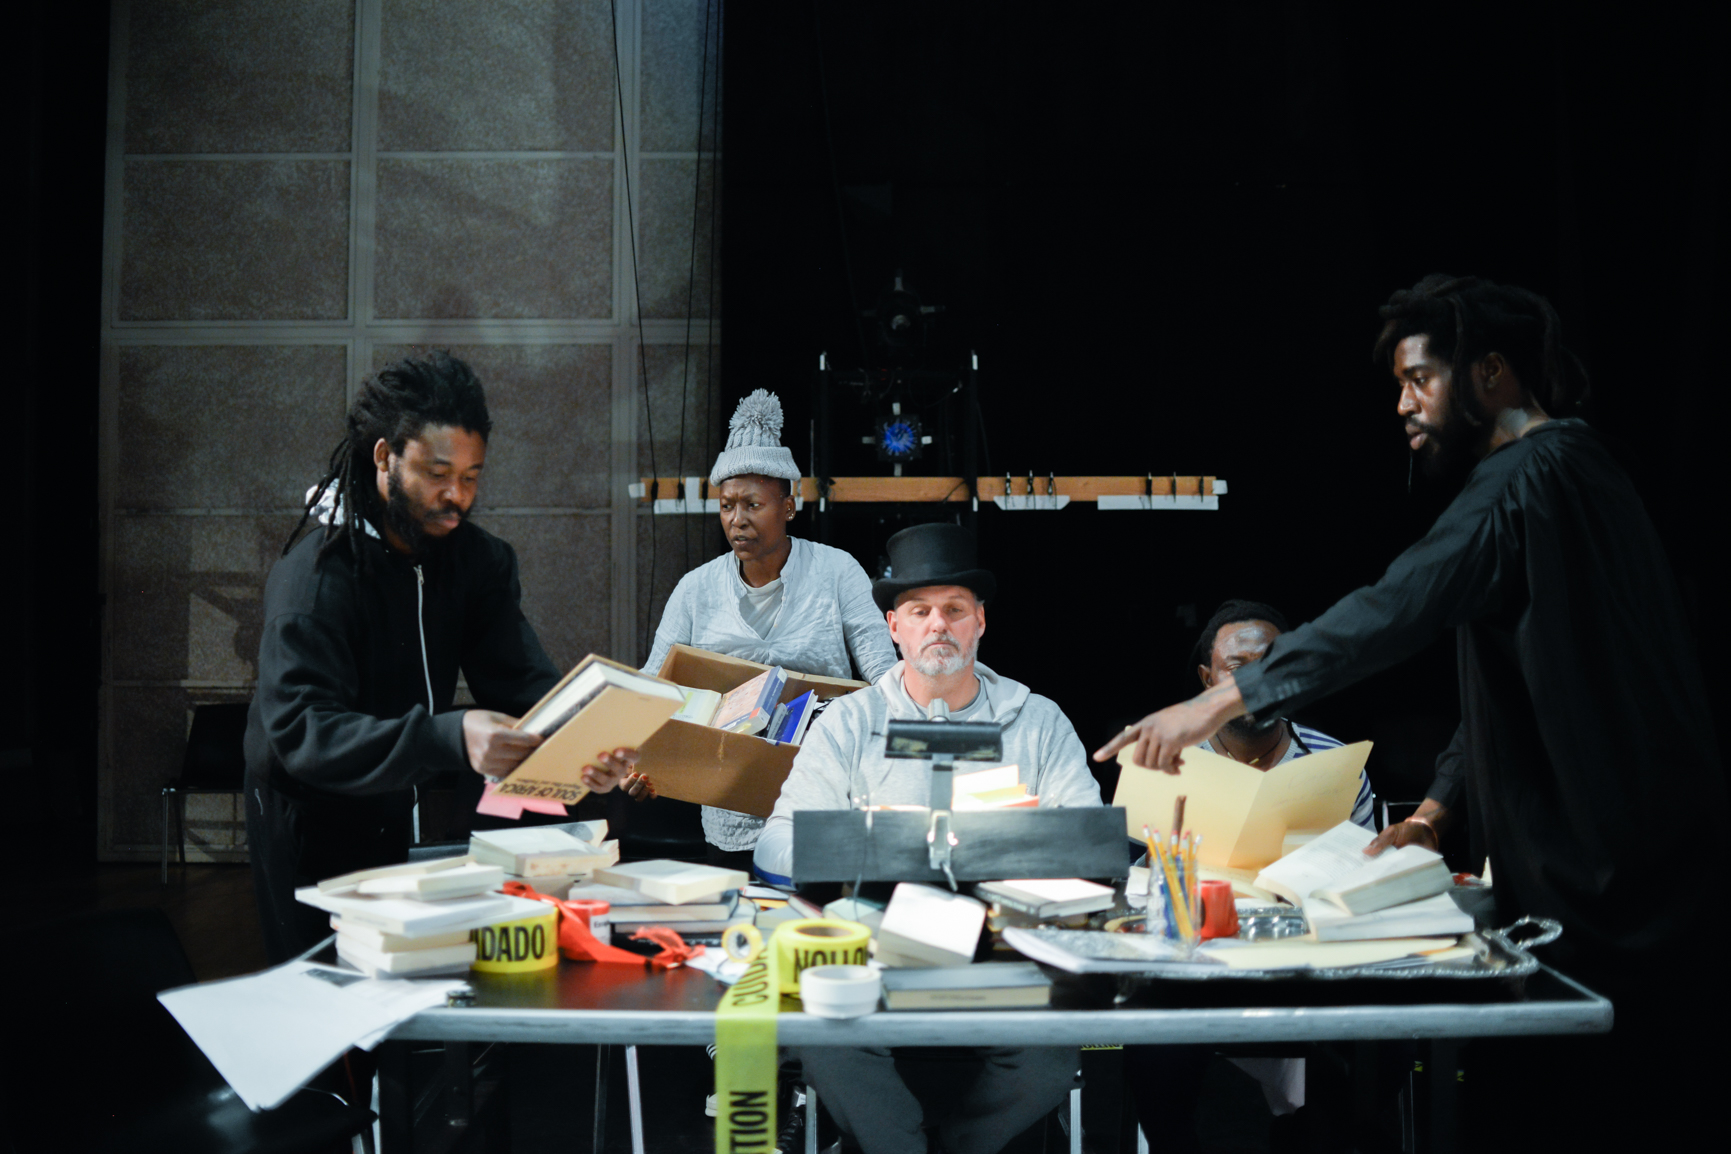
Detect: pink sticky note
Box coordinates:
(477, 781, 568, 819)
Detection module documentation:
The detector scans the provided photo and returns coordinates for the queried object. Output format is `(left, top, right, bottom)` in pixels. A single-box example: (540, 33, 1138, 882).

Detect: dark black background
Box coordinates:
(713, 2, 1728, 806)
(18, 4, 1726, 862)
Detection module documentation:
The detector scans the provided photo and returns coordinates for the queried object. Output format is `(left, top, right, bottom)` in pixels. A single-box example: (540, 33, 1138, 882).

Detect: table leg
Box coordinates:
(593, 1043, 611, 1154)
(378, 1040, 413, 1154)
(625, 1044, 645, 1154)
(1427, 1040, 1460, 1154)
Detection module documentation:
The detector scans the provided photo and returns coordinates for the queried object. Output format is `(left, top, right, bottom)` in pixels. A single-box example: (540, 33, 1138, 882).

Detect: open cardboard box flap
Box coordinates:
(633, 645, 869, 817)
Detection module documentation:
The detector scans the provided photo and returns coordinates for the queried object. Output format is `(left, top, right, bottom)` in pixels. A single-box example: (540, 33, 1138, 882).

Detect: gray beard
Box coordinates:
(907, 633, 978, 677)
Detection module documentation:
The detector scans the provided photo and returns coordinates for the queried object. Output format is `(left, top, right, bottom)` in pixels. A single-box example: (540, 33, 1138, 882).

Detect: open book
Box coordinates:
(1253, 820, 1451, 912)
(492, 655, 686, 807)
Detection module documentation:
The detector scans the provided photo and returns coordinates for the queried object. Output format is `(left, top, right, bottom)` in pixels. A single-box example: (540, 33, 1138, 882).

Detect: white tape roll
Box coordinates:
(797, 964, 881, 1020)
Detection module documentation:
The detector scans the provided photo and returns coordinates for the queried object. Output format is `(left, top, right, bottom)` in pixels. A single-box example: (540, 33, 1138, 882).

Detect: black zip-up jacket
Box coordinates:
(244, 518, 559, 958)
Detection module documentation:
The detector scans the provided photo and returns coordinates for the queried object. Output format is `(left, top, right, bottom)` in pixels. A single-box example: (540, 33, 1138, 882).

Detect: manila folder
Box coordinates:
(1112, 740, 1370, 871)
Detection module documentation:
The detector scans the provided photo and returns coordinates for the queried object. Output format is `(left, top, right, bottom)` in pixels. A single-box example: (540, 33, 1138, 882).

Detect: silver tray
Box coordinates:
(1009, 917, 1561, 982)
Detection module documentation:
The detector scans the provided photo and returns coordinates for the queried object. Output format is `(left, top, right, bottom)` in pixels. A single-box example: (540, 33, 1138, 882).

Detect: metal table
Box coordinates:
(380, 958, 1611, 1153)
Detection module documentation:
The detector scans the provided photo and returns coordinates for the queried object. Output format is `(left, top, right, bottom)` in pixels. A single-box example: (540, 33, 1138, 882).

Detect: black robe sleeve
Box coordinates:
(1232, 440, 1525, 723)
(1426, 723, 1467, 809)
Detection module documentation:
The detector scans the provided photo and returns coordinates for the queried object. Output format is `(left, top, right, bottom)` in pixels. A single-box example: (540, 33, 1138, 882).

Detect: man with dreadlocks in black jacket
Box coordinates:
(1098, 276, 1724, 1146)
(245, 351, 635, 962)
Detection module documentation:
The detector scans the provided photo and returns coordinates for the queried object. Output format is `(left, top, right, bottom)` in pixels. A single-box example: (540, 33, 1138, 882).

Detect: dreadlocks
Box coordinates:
(1372, 274, 1590, 420)
(285, 350, 492, 569)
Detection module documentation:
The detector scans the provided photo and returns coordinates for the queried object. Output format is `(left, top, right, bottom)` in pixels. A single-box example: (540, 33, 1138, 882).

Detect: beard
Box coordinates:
(907, 631, 978, 677)
(1409, 381, 1482, 485)
(1219, 713, 1271, 742)
(383, 463, 467, 555)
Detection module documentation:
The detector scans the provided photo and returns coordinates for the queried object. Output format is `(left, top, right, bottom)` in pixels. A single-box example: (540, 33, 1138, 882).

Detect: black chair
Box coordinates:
(162, 702, 251, 883)
(0, 908, 374, 1154)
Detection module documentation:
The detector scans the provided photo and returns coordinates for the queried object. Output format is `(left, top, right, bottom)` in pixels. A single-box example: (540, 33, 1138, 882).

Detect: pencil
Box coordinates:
(1153, 827, 1195, 942)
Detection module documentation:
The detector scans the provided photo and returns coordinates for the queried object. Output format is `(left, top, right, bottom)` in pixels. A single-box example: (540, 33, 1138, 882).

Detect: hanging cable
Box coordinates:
(677, 0, 718, 580)
(612, 0, 661, 662)
(702, 5, 725, 558)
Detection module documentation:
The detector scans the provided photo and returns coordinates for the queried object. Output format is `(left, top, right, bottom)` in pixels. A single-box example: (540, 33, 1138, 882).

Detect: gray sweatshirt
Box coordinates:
(642, 536, 899, 851)
(754, 660, 1103, 881)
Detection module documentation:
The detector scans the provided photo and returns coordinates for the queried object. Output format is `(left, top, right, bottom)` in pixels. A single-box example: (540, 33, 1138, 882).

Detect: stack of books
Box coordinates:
(468, 820, 619, 900)
(1254, 821, 1473, 942)
(573, 860, 752, 937)
(296, 858, 544, 977)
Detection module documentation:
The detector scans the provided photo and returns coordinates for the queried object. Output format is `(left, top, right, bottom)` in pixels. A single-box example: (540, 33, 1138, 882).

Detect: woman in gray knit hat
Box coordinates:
(635, 389, 897, 870)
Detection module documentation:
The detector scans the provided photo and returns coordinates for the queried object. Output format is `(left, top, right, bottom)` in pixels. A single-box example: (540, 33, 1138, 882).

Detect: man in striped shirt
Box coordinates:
(1189, 600, 1375, 829)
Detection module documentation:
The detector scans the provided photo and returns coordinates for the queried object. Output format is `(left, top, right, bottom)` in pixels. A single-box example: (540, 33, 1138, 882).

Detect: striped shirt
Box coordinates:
(1204, 722, 1375, 830)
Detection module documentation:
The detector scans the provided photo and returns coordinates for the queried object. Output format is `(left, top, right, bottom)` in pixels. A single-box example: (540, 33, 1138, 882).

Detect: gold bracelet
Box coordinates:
(1406, 814, 1440, 842)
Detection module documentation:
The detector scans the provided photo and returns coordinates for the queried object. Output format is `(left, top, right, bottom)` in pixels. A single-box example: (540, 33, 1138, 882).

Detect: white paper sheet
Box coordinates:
(158, 961, 464, 1111)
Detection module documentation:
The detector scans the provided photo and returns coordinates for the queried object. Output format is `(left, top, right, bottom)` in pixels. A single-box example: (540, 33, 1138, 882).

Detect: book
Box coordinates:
(1311, 845, 1452, 915)
(328, 921, 472, 953)
(1197, 936, 1468, 970)
(875, 883, 988, 968)
(354, 861, 504, 899)
(297, 887, 537, 938)
(470, 827, 621, 878)
(1253, 821, 1424, 908)
(1301, 892, 1473, 942)
(607, 918, 743, 937)
(589, 860, 750, 905)
(493, 655, 687, 808)
(974, 878, 1115, 921)
(952, 765, 1038, 810)
(316, 854, 472, 894)
(711, 666, 787, 735)
(673, 688, 723, 726)
(335, 934, 476, 977)
(518, 655, 685, 737)
(1113, 740, 1371, 870)
(772, 691, 819, 745)
(880, 963, 1053, 1010)
(603, 894, 740, 924)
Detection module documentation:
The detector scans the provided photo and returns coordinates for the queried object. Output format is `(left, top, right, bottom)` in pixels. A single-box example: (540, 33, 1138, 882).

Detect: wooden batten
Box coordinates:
(636, 475, 1218, 502)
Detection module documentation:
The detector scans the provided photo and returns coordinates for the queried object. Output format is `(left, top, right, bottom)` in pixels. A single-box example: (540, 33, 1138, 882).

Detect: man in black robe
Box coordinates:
(1097, 275, 1724, 1143)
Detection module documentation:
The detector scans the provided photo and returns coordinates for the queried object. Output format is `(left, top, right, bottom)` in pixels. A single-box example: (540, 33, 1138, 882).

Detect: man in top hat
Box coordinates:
(756, 523, 1100, 1154)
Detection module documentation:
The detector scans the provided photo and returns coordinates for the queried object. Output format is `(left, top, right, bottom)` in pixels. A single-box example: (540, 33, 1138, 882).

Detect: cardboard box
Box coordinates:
(633, 645, 868, 816)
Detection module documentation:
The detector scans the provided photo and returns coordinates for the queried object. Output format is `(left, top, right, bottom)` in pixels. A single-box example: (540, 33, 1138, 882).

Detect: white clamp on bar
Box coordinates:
(629, 477, 804, 515)
(991, 471, 1070, 511)
(1098, 474, 1226, 511)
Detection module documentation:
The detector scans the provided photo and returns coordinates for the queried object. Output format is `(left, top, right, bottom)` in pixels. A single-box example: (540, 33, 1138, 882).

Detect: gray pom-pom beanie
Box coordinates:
(709, 389, 802, 486)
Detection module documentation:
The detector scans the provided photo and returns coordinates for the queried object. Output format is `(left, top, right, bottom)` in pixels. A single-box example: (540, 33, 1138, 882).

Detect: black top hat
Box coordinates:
(871, 523, 997, 612)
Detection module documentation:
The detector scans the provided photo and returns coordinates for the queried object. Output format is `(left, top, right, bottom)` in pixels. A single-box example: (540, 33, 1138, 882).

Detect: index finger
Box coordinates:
(1093, 725, 1137, 763)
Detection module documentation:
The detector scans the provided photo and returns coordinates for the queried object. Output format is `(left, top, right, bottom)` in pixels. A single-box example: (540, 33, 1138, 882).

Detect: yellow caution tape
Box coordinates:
(471, 908, 560, 973)
(771, 919, 871, 995)
(715, 936, 780, 1152)
(723, 922, 765, 963)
